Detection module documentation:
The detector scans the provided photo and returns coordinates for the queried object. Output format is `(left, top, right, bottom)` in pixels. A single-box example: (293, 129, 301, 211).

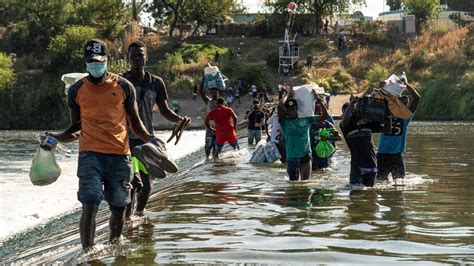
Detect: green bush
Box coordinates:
(304, 38, 329, 53)
(410, 48, 427, 69)
(0, 53, 16, 90)
(227, 64, 268, 93)
(0, 71, 68, 129)
(366, 64, 389, 90)
(331, 69, 355, 94)
(179, 43, 227, 63)
(108, 57, 128, 74)
(46, 25, 97, 73)
(156, 52, 184, 81)
(169, 75, 195, 95)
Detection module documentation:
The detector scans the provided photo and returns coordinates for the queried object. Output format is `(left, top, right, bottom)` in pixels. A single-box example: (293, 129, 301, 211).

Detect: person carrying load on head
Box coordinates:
(278, 86, 329, 181)
(121, 41, 191, 220)
(200, 64, 227, 159)
(205, 97, 239, 159)
(339, 85, 393, 188)
(376, 75, 420, 184)
(46, 39, 166, 252)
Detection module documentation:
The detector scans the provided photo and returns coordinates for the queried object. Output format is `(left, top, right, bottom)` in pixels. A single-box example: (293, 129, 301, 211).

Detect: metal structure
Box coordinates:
(278, 2, 300, 75)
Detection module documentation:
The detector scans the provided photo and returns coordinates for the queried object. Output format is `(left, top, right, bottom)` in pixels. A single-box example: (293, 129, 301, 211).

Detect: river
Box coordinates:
(1, 122, 474, 264)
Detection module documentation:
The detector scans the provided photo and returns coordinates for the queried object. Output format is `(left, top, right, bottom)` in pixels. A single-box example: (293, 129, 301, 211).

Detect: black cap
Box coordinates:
(84, 39, 108, 62)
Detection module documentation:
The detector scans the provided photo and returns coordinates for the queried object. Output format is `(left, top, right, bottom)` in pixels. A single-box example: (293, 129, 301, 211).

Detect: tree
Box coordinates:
(387, 0, 402, 11)
(47, 26, 97, 73)
(147, 0, 242, 37)
(264, 0, 366, 34)
(446, 0, 474, 11)
(0, 53, 16, 90)
(402, 0, 440, 30)
(1, 2, 74, 55)
(72, 1, 132, 40)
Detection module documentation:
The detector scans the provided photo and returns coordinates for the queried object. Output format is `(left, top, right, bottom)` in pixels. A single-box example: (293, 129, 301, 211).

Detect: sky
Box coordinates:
(242, 0, 390, 18)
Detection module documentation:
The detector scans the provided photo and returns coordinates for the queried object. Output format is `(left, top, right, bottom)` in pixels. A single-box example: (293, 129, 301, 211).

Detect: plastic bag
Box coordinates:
(29, 146, 61, 186)
(315, 141, 335, 158)
(250, 141, 267, 163)
(292, 84, 315, 118)
(315, 128, 336, 158)
(204, 64, 227, 90)
(263, 141, 282, 163)
(61, 73, 88, 95)
(384, 74, 406, 97)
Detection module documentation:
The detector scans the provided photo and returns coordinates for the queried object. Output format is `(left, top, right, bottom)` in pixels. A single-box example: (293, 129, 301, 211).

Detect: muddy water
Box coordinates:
(1, 122, 474, 264)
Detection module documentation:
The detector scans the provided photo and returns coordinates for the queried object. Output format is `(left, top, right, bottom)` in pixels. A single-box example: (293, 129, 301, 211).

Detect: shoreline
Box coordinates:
(153, 94, 350, 130)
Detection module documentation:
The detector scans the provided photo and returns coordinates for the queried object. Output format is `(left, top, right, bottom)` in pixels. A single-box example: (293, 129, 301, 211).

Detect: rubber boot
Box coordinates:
(80, 203, 99, 251)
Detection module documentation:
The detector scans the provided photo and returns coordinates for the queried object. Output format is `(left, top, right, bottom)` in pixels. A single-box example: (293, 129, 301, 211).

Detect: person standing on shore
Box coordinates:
(47, 39, 158, 251)
(122, 41, 190, 220)
(377, 81, 420, 183)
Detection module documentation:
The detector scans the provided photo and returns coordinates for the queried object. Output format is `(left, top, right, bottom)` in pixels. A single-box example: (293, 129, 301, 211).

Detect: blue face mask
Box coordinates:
(86, 62, 107, 78)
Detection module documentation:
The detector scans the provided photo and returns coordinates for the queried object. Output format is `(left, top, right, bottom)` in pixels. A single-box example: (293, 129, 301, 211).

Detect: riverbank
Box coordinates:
(153, 93, 351, 130)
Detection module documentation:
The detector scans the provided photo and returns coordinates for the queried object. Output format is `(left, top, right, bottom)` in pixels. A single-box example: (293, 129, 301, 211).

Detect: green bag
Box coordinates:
(29, 147, 61, 186)
(315, 128, 336, 158)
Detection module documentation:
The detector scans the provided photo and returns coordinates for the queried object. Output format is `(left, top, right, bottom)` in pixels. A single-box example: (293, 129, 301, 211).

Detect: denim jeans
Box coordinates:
(247, 129, 262, 145)
(77, 151, 132, 208)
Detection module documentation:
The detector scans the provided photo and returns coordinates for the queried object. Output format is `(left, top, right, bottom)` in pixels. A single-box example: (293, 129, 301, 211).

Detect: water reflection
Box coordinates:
(2, 122, 474, 264)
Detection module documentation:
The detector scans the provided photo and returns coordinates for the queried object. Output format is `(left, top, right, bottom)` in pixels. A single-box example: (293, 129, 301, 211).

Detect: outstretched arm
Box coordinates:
(157, 100, 187, 123)
(47, 108, 81, 142)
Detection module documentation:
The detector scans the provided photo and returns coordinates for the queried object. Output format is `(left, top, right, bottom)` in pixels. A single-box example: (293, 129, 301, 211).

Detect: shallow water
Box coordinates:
(1, 122, 474, 264)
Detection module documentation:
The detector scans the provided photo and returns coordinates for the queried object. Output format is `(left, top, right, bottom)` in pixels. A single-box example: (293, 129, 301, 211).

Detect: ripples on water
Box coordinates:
(1, 122, 474, 264)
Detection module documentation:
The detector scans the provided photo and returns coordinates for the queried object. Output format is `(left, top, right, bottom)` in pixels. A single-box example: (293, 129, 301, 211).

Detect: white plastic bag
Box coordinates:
(61, 73, 88, 95)
(384, 74, 406, 97)
(263, 141, 282, 163)
(29, 147, 61, 186)
(250, 141, 267, 163)
(293, 84, 315, 118)
(203, 64, 227, 90)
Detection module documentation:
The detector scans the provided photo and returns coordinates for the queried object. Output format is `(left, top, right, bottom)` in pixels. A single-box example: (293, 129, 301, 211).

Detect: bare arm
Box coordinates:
(405, 82, 420, 113)
(277, 89, 292, 118)
(47, 109, 81, 142)
(157, 100, 183, 123)
(128, 102, 153, 142)
(232, 111, 238, 129)
(204, 114, 215, 132)
(199, 78, 210, 105)
(341, 97, 358, 128)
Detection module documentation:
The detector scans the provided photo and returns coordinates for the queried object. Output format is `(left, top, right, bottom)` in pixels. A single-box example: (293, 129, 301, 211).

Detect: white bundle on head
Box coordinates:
(384, 74, 406, 97)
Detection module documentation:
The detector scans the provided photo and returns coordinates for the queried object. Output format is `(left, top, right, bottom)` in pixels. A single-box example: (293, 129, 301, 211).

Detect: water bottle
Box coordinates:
(38, 135, 72, 157)
(39, 135, 58, 150)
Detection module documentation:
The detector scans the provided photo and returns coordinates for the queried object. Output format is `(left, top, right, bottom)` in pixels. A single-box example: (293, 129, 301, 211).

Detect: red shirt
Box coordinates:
(205, 105, 237, 139)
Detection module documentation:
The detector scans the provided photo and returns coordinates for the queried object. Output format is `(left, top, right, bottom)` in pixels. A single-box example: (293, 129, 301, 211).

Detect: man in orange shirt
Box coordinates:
(205, 97, 239, 159)
(48, 39, 158, 252)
